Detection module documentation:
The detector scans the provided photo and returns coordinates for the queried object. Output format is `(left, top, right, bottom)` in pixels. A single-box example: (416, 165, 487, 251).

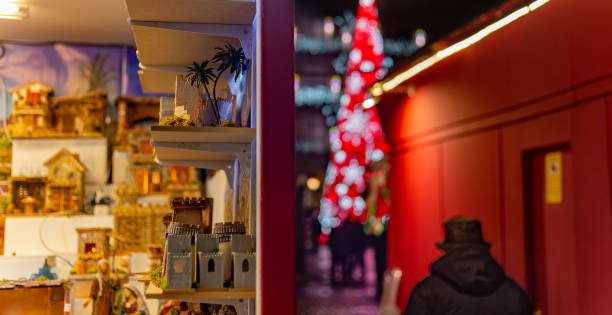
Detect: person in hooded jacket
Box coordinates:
(404, 216, 532, 315)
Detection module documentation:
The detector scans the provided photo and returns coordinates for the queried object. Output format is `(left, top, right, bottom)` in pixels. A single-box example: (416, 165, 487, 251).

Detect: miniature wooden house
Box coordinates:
(9, 176, 47, 214)
(76, 227, 111, 261)
(114, 96, 159, 148)
(50, 91, 106, 135)
(9, 82, 53, 135)
(43, 149, 87, 213)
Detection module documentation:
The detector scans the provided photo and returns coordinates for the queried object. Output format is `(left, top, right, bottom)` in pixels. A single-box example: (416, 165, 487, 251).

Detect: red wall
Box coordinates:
(379, 0, 612, 312)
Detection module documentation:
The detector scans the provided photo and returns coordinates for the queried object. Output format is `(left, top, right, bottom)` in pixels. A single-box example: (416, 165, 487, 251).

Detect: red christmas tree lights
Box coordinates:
(319, 0, 389, 242)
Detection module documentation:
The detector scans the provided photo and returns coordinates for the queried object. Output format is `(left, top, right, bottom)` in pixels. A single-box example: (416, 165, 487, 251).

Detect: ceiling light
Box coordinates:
(0, 2, 28, 20)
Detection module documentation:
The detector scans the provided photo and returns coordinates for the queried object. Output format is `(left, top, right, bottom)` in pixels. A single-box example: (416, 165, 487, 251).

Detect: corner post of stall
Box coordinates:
(257, 0, 296, 314)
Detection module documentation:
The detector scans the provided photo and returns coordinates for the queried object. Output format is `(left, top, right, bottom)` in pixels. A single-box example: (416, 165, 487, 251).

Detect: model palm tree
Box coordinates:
(186, 60, 220, 123)
(186, 44, 250, 125)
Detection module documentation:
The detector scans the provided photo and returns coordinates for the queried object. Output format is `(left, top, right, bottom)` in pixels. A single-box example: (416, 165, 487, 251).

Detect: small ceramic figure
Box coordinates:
(84, 259, 120, 315)
(120, 285, 148, 315)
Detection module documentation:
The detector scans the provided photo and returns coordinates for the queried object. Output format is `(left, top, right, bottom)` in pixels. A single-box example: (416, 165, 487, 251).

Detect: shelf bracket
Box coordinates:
(154, 142, 251, 179)
(130, 20, 252, 43)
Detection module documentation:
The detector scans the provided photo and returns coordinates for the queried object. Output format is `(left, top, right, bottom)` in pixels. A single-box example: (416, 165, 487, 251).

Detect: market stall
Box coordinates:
(0, 0, 295, 314)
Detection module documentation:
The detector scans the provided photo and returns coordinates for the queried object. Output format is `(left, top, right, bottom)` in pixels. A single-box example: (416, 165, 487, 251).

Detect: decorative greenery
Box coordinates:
(246, 248, 254, 255)
(149, 265, 167, 289)
(211, 248, 220, 254)
(182, 249, 191, 255)
(186, 43, 250, 125)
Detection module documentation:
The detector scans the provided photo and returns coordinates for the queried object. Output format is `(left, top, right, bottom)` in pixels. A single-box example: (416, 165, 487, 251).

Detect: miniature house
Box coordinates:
(9, 176, 47, 214)
(9, 82, 53, 135)
(50, 91, 106, 135)
(127, 130, 167, 195)
(43, 149, 87, 213)
(114, 96, 159, 147)
(75, 227, 111, 273)
(165, 234, 193, 289)
(196, 235, 224, 288)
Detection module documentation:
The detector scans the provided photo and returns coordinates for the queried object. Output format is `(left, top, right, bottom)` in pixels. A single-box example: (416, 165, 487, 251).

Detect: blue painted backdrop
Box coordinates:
(0, 43, 165, 118)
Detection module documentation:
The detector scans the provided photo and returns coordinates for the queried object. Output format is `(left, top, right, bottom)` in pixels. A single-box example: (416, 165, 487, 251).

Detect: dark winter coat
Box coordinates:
(404, 245, 532, 315)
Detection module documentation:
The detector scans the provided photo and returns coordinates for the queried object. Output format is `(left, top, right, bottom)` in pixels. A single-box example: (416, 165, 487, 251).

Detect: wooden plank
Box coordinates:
(146, 284, 255, 300)
(151, 126, 256, 144)
(125, 0, 256, 25)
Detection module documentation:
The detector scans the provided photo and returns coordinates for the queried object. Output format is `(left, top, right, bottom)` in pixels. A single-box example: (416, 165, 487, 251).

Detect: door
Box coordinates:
(523, 146, 578, 315)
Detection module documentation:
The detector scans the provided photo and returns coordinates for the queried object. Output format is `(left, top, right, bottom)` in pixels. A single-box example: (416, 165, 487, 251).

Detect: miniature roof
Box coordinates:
(51, 90, 107, 106)
(9, 81, 53, 94)
(75, 227, 112, 233)
(43, 149, 88, 172)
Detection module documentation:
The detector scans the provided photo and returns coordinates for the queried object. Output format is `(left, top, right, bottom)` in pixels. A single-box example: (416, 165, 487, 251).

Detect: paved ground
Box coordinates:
(296, 246, 380, 315)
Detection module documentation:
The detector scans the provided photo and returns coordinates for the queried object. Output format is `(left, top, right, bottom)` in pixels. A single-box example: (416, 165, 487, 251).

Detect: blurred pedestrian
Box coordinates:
(404, 216, 532, 315)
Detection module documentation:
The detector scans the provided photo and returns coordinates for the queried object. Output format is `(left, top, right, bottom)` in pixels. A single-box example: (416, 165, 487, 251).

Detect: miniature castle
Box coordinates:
(162, 197, 255, 290)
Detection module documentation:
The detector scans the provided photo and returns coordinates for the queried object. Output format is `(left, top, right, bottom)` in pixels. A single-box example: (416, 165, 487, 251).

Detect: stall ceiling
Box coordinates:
(0, 0, 134, 45)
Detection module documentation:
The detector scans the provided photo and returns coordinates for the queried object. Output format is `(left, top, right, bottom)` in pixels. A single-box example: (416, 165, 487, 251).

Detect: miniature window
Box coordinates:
(242, 259, 249, 272)
(69, 172, 75, 180)
(174, 259, 184, 273)
(54, 167, 60, 176)
(208, 259, 215, 272)
(85, 243, 97, 254)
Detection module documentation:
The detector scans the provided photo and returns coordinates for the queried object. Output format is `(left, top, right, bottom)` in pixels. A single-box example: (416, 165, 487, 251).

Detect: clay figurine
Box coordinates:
(84, 259, 120, 315)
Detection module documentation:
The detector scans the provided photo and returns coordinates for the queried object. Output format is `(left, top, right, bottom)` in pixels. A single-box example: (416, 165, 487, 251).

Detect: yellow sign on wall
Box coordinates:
(545, 151, 562, 204)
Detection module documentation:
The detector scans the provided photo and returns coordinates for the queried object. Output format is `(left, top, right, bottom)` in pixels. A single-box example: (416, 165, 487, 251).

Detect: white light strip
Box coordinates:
(374, 0, 549, 97)
(529, 0, 549, 11)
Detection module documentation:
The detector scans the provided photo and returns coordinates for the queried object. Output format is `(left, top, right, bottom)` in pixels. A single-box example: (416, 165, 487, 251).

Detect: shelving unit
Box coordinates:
(125, 0, 258, 313)
(125, 0, 256, 93)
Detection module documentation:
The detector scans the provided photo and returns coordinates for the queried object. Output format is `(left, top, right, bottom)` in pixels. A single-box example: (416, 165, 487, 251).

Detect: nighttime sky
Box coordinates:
(296, 0, 509, 44)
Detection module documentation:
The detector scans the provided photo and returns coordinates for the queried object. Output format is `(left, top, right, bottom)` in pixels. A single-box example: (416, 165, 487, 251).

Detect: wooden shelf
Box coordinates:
(137, 68, 177, 94)
(151, 126, 255, 144)
(132, 26, 241, 67)
(146, 284, 255, 301)
(151, 126, 254, 175)
(125, 0, 256, 25)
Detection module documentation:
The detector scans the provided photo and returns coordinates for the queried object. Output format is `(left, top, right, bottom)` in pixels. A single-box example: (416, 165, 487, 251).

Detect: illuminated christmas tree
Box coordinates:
(319, 0, 389, 242)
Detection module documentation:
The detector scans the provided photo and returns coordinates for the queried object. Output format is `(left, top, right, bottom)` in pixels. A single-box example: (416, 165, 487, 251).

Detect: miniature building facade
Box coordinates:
(75, 227, 111, 274)
(196, 235, 224, 288)
(165, 234, 193, 289)
(50, 91, 106, 135)
(174, 74, 203, 123)
(171, 197, 212, 233)
(9, 177, 46, 214)
(43, 149, 87, 213)
(114, 204, 170, 252)
(231, 235, 256, 288)
(9, 82, 53, 137)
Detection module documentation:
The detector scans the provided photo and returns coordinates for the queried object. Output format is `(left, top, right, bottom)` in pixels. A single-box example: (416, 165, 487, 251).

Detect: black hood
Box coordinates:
(431, 245, 506, 295)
